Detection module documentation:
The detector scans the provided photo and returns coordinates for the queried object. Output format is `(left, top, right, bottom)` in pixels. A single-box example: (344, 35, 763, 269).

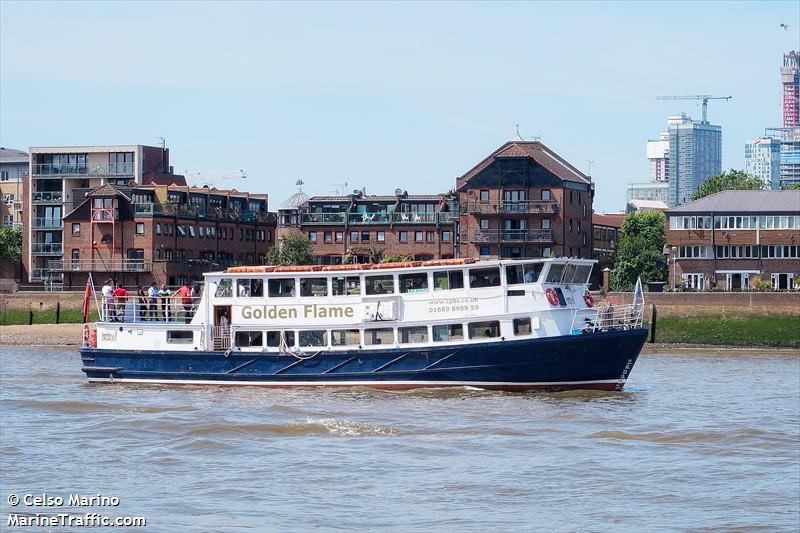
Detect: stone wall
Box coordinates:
(600, 292, 800, 317)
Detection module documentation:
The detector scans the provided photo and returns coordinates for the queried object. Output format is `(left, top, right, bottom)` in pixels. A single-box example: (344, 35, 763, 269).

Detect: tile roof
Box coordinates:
(667, 190, 800, 214)
(0, 147, 29, 163)
(593, 213, 626, 228)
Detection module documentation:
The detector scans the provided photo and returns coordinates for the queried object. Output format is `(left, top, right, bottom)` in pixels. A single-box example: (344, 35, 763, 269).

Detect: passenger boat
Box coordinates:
(80, 258, 647, 392)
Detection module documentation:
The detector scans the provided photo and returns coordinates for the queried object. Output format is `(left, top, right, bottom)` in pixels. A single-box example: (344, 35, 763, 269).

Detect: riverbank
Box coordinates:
(653, 315, 800, 348)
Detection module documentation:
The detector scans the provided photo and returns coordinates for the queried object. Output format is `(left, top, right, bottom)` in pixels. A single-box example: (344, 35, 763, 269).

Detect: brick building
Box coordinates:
(58, 183, 276, 289)
(455, 141, 594, 259)
(665, 190, 800, 291)
(277, 190, 457, 263)
(1, 148, 27, 231)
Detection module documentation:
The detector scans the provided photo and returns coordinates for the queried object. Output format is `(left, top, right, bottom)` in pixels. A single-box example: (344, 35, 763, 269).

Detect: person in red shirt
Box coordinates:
(112, 285, 129, 322)
(176, 282, 193, 323)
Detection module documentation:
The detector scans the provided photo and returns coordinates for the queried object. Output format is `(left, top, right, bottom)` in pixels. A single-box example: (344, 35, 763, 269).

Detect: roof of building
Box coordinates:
(307, 194, 444, 202)
(666, 190, 800, 214)
(628, 199, 669, 211)
(0, 147, 29, 163)
(593, 213, 626, 228)
(86, 184, 132, 201)
(280, 191, 310, 209)
(458, 141, 591, 188)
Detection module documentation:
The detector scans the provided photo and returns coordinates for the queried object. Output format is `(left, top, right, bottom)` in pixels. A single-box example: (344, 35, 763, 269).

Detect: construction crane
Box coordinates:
(183, 169, 247, 187)
(656, 95, 732, 123)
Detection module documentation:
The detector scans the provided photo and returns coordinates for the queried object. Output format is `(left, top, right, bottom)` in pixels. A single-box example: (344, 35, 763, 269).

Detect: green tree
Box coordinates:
(0, 227, 22, 261)
(265, 233, 315, 266)
(781, 182, 800, 190)
(610, 211, 666, 291)
(691, 169, 763, 201)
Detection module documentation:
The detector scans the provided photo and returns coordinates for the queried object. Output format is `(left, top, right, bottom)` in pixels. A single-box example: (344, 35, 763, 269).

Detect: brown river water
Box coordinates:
(0, 347, 798, 532)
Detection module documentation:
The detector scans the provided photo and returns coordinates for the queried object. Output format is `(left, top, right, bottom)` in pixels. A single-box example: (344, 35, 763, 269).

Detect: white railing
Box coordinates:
(570, 304, 644, 334)
(100, 296, 202, 324)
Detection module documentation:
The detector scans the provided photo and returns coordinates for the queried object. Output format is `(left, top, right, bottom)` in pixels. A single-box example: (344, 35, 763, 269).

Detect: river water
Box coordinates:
(0, 347, 798, 532)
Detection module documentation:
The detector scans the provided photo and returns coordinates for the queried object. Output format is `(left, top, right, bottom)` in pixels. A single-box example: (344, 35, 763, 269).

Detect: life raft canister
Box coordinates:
(583, 290, 595, 308)
(545, 287, 559, 306)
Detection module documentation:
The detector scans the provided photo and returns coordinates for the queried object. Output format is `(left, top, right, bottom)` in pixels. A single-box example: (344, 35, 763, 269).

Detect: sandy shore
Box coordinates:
(0, 323, 84, 346)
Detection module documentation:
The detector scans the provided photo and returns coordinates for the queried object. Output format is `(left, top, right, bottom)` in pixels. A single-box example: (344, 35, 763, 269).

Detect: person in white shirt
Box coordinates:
(101, 279, 114, 321)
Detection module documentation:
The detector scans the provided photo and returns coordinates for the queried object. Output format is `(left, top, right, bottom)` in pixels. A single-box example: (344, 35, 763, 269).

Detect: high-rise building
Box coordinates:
(646, 132, 669, 182)
(744, 136, 781, 189)
(666, 113, 722, 207)
(782, 51, 799, 128)
(626, 181, 669, 203)
(765, 127, 800, 188)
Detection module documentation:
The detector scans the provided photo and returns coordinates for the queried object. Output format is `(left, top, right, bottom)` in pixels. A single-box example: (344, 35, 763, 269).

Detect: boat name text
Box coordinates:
(238, 304, 355, 320)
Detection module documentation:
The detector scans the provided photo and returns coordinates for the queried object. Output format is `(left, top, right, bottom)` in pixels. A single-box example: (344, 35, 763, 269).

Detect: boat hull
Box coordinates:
(80, 328, 648, 392)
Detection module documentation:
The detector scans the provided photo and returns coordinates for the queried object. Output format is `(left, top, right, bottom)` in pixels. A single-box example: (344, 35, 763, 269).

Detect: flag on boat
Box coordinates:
(632, 277, 644, 315)
(82, 281, 93, 323)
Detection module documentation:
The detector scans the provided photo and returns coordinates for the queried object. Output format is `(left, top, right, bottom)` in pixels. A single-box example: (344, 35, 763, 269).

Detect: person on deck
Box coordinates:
(136, 285, 148, 321)
(147, 281, 159, 320)
(176, 282, 193, 323)
(112, 285, 129, 322)
(101, 279, 114, 321)
(158, 284, 172, 321)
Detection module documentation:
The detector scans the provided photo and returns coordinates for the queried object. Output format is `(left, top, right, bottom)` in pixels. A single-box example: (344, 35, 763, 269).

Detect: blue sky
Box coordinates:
(1, 1, 798, 211)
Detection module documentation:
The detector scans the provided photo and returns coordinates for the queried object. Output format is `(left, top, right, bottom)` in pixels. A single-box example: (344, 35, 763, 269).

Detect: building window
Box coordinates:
(155, 223, 162, 235)
(136, 222, 145, 235)
(542, 247, 551, 257)
(541, 218, 551, 230)
(541, 190, 551, 201)
(335, 231, 343, 243)
(309, 231, 317, 243)
(377, 231, 385, 243)
(480, 246, 490, 256)
(399, 231, 408, 242)
(426, 231, 434, 241)
(480, 219, 489, 230)
(442, 231, 451, 242)
(361, 232, 370, 242)
(350, 231, 359, 242)
(71, 223, 80, 236)
(479, 190, 489, 203)
(414, 231, 424, 242)
(324, 231, 332, 243)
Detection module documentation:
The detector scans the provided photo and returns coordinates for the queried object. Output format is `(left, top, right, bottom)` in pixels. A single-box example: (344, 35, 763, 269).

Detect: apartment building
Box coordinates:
(278, 190, 457, 263)
(665, 190, 800, 291)
(455, 141, 594, 260)
(24, 144, 183, 282)
(59, 183, 276, 288)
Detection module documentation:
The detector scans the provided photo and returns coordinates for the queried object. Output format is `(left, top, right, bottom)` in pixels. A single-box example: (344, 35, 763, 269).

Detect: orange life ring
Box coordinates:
(545, 287, 559, 306)
(583, 291, 595, 308)
(90, 330, 97, 348)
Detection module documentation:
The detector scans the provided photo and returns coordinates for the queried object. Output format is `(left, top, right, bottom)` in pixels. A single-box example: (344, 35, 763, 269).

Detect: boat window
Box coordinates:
(299, 330, 327, 347)
(237, 279, 263, 297)
(468, 267, 501, 288)
(433, 270, 464, 291)
(432, 323, 464, 342)
(513, 317, 532, 336)
(300, 277, 328, 297)
(332, 276, 360, 296)
(167, 330, 193, 344)
(507, 263, 544, 285)
(235, 330, 263, 347)
(214, 278, 232, 297)
(562, 264, 578, 284)
(364, 328, 394, 346)
(331, 329, 360, 346)
(399, 326, 428, 344)
(365, 275, 394, 295)
(468, 321, 500, 339)
(574, 264, 592, 284)
(399, 273, 428, 293)
(545, 263, 565, 283)
(266, 331, 295, 347)
(268, 278, 295, 298)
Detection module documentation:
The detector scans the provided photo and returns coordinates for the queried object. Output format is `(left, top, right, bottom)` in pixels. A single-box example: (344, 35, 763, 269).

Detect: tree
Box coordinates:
(265, 233, 315, 266)
(0, 227, 22, 261)
(782, 182, 800, 190)
(610, 211, 666, 292)
(691, 169, 763, 201)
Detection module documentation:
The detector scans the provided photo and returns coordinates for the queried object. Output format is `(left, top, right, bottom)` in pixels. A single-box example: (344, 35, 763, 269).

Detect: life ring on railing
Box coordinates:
(583, 291, 595, 308)
(83, 324, 90, 345)
(545, 288, 559, 306)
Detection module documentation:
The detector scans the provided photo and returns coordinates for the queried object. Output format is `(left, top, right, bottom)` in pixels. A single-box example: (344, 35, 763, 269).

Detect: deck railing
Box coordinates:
(464, 229, 553, 243)
(99, 295, 202, 324)
(31, 192, 63, 203)
(301, 211, 452, 225)
(570, 304, 644, 334)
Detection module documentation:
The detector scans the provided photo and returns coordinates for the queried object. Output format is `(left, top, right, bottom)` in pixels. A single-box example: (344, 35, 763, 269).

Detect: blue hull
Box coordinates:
(80, 328, 648, 392)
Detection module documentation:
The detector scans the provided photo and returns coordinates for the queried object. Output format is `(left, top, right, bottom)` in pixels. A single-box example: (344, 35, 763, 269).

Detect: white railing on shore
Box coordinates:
(100, 296, 202, 324)
(570, 304, 644, 334)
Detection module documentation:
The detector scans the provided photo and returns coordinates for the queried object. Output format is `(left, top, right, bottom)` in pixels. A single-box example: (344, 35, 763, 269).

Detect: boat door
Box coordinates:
(213, 305, 232, 350)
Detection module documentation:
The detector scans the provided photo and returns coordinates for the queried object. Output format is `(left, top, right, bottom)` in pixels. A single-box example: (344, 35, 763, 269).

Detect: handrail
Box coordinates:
(31, 217, 63, 229)
(465, 229, 553, 243)
(32, 163, 134, 176)
(32, 192, 63, 203)
(99, 295, 202, 324)
(570, 304, 644, 334)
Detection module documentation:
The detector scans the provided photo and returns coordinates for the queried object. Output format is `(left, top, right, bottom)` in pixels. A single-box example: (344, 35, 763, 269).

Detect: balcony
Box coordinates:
(53, 259, 151, 272)
(300, 211, 453, 225)
(133, 203, 276, 224)
(31, 243, 63, 255)
(13, 201, 23, 211)
(32, 192, 63, 203)
(32, 163, 135, 177)
(464, 229, 553, 243)
(301, 212, 347, 225)
(31, 218, 63, 230)
(463, 201, 559, 215)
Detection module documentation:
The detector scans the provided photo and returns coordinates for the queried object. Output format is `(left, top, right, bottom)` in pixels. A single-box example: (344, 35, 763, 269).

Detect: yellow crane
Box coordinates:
(656, 95, 732, 123)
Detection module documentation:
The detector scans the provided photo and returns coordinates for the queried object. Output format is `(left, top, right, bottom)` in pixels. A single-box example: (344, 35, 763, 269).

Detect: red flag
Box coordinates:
(82, 281, 93, 323)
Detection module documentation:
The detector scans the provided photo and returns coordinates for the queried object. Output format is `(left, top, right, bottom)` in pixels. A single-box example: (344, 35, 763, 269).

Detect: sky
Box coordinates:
(1, 1, 799, 212)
